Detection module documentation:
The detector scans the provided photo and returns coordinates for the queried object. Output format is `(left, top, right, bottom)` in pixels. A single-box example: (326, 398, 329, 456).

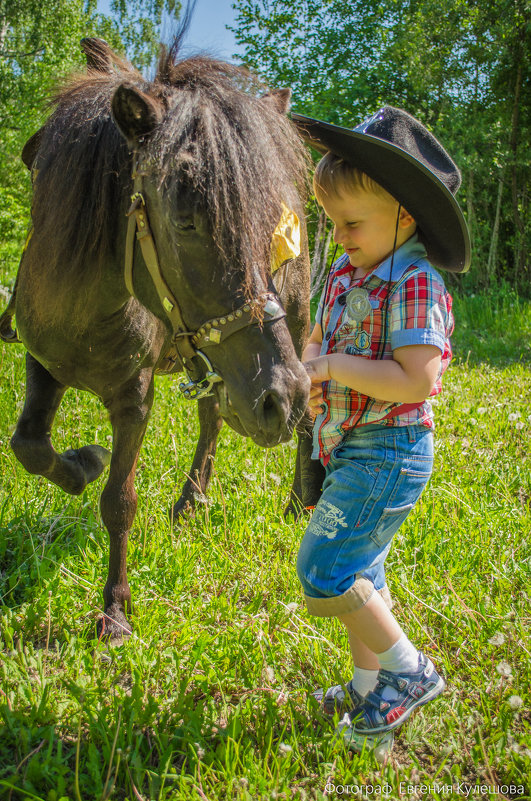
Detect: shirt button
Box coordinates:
(338, 294, 347, 306)
(325, 331, 332, 340)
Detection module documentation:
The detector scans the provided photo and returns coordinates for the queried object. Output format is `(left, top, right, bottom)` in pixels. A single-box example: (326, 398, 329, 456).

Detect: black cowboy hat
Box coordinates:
(292, 106, 471, 273)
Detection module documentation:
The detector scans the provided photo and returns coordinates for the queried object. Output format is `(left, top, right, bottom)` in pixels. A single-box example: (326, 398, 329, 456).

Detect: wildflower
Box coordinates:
(469, 418, 477, 426)
(278, 742, 293, 755)
(264, 665, 275, 683)
(515, 421, 524, 430)
(257, 515, 265, 523)
(242, 471, 257, 482)
(508, 412, 521, 422)
(276, 691, 289, 705)
(285, 602, 298, 614)
(477, 407, 487, 415)
(488, 631, 505, 646)
(508, 695, 523, 710)
(193, 492, 212, 505)
(269, 473, 281, 485)
(496, 661, 512, 677)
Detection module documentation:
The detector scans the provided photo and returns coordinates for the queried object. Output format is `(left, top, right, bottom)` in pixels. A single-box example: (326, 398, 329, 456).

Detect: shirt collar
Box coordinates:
(336, 233, 427, 290)
(373, 233, 427, 281)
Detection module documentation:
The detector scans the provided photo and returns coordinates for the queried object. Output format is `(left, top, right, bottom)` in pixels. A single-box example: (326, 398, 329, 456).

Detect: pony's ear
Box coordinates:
(80, 37, 113, 73)
(112, 83, 164, 149)
(260, 88, 292, 115)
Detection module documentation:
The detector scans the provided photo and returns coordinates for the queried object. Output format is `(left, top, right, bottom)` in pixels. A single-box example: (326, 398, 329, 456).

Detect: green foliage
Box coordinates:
(232, 0, 531, 295)
(0, 0, 179, 285)
(0, 296, 530, 797)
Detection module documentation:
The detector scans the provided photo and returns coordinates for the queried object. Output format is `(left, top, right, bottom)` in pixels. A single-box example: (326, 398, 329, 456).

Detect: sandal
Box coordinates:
(312, 679, 364, 717)
(352, 652, 446, 734)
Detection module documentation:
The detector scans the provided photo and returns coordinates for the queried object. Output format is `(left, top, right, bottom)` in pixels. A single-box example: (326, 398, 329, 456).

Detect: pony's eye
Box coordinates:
(175, 215, 196, 231)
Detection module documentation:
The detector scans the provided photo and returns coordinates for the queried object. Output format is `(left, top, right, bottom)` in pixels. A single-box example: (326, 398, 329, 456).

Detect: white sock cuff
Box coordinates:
(351, 667, 379, 697)
(377, 632, 419, 674)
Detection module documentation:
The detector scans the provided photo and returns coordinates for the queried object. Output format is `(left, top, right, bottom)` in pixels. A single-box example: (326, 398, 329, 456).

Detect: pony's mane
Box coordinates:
(31, 39, 310, 284)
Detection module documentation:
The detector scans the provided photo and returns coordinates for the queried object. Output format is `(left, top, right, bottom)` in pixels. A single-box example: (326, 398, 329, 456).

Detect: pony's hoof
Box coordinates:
(170, 496, 195, 522)
(96, 611, 132, 644)
(283, 498, 310, 522)
(59, 444, 111, 494)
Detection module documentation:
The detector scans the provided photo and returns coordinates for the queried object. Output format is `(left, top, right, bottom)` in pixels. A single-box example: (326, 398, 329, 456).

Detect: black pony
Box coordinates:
(4, 37, 322, 640)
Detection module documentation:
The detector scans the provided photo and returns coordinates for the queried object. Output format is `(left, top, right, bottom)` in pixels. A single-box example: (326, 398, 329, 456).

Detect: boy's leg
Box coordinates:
(300, 426, 443, 733)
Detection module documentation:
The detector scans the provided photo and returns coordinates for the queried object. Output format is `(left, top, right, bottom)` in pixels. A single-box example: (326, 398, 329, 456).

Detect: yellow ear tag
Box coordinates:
(271, 203, 301, 274)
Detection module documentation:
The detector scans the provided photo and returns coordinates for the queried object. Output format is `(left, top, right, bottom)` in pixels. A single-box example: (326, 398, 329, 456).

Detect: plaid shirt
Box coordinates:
(313, 234, 454, 462)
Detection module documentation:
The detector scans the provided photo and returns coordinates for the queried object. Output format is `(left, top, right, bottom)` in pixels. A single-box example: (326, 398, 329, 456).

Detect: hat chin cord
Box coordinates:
(349, 202, 401, 425)
(318, 202, 402, 427)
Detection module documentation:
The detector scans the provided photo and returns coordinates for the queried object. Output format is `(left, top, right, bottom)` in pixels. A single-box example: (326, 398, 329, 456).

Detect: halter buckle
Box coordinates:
(179, 350, 223, 400)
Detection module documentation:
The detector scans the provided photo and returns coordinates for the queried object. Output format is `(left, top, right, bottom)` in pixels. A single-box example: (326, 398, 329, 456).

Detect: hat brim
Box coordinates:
(292, 113, 471, 273)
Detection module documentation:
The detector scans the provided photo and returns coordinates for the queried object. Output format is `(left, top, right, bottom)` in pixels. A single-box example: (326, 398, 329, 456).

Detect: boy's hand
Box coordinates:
(304, 356, 330, 384)
(304, 357, 330, 417)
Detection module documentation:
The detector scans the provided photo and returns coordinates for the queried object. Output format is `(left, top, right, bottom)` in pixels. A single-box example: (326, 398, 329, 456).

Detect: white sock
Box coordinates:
(376, 633, 420, 702)
(350, 667, 379, 698)
(377, 633, 419, 674)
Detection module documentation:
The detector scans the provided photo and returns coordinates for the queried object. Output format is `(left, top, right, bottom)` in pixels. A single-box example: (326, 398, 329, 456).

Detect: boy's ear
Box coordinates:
(260, 88, 292, 115)
(399, 207, 416, 228)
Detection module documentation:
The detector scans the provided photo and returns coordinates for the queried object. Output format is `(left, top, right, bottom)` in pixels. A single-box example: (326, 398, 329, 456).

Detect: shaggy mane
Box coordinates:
(30, 34, 310, 285)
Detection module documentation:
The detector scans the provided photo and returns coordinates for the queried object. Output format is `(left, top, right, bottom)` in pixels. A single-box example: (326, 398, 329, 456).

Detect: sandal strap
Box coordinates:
(378, 669, 409, 692)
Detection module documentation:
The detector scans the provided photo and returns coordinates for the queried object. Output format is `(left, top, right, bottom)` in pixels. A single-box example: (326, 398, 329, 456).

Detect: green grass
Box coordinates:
(0, 294, 530, 801)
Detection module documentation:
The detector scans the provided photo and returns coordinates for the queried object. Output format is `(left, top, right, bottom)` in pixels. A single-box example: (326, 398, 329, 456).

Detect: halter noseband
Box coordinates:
(124, 159, 287, 400)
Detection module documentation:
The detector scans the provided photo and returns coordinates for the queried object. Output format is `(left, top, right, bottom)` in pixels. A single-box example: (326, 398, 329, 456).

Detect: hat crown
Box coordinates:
(354, 106, 461, 195)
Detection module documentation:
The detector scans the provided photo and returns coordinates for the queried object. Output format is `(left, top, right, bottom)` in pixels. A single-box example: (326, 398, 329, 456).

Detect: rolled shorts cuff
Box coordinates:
(304, 579, 393, 617)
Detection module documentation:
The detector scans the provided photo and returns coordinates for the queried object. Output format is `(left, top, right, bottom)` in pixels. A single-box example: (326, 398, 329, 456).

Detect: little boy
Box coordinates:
(292, 107, 470, 750)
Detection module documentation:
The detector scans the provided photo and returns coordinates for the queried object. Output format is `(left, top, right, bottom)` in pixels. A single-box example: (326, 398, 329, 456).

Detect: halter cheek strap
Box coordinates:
(124, 158, 288, 398)
(125, 166, 196, 367)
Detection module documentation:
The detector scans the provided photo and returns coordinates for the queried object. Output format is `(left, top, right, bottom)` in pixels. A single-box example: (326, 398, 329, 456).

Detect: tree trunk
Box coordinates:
(487, 172, 504, 284)
(310, 209, 333, 299)
(509, 54, 525, 285)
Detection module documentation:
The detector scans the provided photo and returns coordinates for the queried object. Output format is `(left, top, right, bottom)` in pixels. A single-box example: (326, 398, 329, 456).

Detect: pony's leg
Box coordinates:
(172, 394, 223, 520)
(11, 353, 111, 494)
(99, 371, 154, 640)
(284, 411, 325, 520)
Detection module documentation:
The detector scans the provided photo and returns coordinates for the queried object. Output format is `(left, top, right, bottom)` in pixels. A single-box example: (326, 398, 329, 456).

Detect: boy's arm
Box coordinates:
(305, 344, 442, 404)
(302, 323, 323, 362)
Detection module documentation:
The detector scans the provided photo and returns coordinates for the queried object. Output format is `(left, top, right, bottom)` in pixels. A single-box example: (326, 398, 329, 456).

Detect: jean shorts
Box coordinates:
(296, 424, 433, 609)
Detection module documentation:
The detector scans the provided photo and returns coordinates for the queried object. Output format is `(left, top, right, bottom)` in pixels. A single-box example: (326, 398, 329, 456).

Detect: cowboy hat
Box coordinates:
(292, 106, 471, 273)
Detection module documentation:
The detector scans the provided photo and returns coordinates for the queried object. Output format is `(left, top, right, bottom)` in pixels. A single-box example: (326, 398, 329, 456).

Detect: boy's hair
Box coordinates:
(313, 151, 395, 204)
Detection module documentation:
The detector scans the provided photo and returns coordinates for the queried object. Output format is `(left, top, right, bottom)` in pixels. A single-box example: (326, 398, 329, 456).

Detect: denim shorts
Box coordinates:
(296, 424, 433, 611)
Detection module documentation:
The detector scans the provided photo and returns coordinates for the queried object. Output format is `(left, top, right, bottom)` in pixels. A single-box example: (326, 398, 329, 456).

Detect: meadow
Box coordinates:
(0, 287, 529, 800)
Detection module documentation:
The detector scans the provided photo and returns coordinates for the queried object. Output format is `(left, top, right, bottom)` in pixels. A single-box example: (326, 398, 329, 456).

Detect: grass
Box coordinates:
(0, 291, 530, 801)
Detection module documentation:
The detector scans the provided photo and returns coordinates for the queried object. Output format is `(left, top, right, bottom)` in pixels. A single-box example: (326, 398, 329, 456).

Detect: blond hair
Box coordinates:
(313, 151, 395, 205)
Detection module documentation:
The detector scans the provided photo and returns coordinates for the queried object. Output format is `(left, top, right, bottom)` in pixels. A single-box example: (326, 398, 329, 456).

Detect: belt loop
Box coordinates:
(408, 425, 416, 443)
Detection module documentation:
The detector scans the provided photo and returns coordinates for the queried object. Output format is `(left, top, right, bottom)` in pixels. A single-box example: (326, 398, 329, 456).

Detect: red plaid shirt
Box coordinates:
(313, 234, 454, 462)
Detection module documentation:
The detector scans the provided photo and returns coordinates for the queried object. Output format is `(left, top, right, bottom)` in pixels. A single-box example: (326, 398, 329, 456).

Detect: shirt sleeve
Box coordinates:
(389, 268, 454, 353)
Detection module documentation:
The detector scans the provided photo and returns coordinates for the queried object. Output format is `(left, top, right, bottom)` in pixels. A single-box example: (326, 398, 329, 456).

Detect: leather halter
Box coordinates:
(124, 158, 287, 399)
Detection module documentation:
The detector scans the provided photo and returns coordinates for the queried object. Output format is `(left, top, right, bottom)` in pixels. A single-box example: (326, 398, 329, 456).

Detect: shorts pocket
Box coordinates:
(369, 464, 432, 547)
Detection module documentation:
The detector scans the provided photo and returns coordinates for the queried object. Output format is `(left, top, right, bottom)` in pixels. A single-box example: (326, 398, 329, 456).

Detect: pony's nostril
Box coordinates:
(260, 391, 283, 432)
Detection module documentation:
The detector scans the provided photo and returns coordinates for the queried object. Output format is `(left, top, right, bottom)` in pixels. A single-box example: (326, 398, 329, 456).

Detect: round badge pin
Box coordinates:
(346, 287, 371, 323)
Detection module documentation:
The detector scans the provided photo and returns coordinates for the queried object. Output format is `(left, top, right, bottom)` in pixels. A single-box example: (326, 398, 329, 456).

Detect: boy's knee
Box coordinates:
(296, 539, 357, 600)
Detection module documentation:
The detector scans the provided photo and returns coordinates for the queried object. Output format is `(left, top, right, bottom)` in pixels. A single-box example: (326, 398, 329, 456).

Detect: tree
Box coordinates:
(0, 0, 180, 282)
(232, 0, 530, 294)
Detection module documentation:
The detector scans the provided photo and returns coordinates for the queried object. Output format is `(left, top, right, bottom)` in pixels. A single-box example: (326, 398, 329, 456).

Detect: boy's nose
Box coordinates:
(334, 225, 348, 246)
